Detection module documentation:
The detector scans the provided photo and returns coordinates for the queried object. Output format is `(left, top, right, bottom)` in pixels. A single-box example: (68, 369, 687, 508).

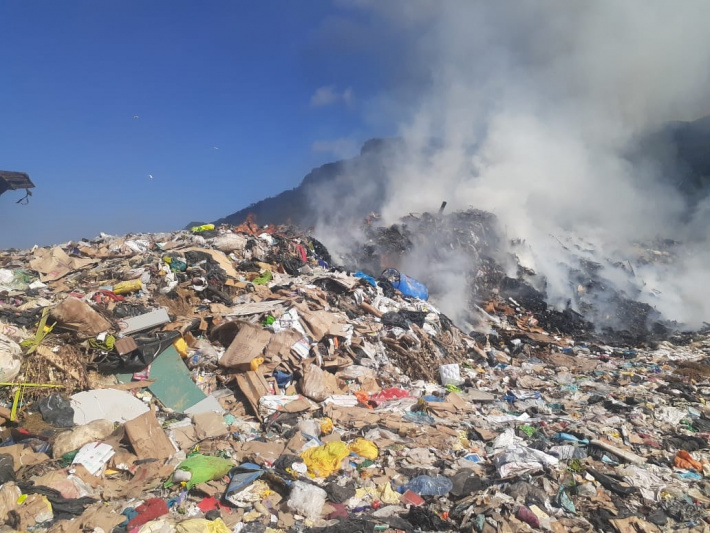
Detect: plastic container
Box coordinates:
(381, 268, 429, 301)
(439, 364, 461, 386)
(403, 475, 453, 496)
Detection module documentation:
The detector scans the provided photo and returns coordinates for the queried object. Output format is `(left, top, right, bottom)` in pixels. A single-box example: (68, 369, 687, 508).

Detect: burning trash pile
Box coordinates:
(0, 215, 708, 532)
(346, 207, 692, 347)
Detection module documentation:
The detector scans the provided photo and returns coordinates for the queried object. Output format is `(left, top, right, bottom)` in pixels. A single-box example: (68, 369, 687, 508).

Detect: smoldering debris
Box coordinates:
(339, 207, 689, 346)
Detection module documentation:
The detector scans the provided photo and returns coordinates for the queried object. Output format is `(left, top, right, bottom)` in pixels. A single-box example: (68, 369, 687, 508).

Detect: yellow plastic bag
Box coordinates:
(379, 482, 401, 504)
(319, 417, 334, 435)
(300, 441, 350, 477)
(174, 337, 189, 358)
(113, 279, 142, 295)
(191, 224, 215, 233)
(353, 483, 398, 505)
(175, 518, 230, 533)
(348, 438, 378, 459)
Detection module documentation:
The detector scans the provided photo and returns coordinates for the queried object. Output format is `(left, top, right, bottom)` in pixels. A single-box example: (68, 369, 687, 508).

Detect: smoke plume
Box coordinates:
(315, 1, 710, 329)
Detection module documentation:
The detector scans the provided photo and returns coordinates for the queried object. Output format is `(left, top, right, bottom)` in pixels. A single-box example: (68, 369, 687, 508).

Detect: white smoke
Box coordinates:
(317, 0, 710, 328)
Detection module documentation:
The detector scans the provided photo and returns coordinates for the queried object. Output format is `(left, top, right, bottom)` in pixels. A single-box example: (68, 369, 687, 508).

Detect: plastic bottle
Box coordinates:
(403, 475, 453, 496)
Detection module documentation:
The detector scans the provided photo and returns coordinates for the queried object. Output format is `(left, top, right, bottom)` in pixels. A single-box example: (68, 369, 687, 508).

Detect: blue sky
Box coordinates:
(0, 1, 404, 248)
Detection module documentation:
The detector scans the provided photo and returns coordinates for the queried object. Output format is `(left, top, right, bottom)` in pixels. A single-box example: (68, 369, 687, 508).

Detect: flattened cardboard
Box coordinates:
(171, 424, 198, 450)
(323, 404, 381, 428)
(313, 275, 360, 291)
(220, 322, 272, 370)
(102, 462, 174, 500)
(52, 503, 126, 533)
(192, 411, 229, 440)
(107, 379, 155, 391)
(29, 246, 97, 282)
(447, 392, 469, 411)
(124, 410, 176, 460)
(541, 352, 598, 373)
(297, 309, 332, 342)
(279, 396, 315, 413)
(234, 440, 285, 465)
(235, 371, 271, 421)
(328, 322, 351, 337)
(264, 330, 303, 361)
(50, 297, 112, 337)
(114, 337, 138, 355)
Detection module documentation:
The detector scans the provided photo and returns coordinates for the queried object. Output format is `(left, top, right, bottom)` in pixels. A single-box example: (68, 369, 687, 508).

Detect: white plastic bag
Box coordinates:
(300, 364, 338, 402)
(210, 233, 247, 252)
(287, 481, 327, 520)
(0, 334, 22, 382)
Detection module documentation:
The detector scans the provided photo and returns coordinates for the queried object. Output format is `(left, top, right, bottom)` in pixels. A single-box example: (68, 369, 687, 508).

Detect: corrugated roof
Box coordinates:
(0, 171, 34, 191)
(0, 171, 34, 197)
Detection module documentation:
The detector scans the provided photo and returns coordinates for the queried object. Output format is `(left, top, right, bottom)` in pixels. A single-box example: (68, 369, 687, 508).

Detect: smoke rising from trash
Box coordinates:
(313, 1, 710, 330)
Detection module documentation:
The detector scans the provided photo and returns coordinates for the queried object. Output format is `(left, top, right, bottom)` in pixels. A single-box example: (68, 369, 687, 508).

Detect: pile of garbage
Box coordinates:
(0, 217, 708, 532)
(346, 208, 693, 347)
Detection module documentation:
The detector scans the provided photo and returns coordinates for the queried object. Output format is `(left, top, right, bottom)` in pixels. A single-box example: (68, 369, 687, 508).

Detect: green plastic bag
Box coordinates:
(252, 270, 272, 285)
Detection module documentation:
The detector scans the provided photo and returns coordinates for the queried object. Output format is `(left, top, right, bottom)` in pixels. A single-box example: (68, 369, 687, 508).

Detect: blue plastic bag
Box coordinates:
(354, 271, 377, 288)
(381, 268, 429, 300)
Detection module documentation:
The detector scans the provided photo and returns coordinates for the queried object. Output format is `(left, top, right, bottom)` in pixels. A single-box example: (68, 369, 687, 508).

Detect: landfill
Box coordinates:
(0, 214, 709, 533)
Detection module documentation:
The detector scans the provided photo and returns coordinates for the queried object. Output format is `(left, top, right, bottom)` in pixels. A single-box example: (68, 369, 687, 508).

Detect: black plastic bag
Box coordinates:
(38, 393, 74, 428)
(17, 481, 96, 518)
(406, 507, 450, 531)
(95, 330, 181, 373)
(587, 468, 636, 496)
(0, 454, 15, 484)
(381, 312, 408, 329)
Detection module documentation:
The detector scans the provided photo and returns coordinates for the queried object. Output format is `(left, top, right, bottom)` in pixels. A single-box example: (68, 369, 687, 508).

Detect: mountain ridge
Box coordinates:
(193, 118, 710, 229)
